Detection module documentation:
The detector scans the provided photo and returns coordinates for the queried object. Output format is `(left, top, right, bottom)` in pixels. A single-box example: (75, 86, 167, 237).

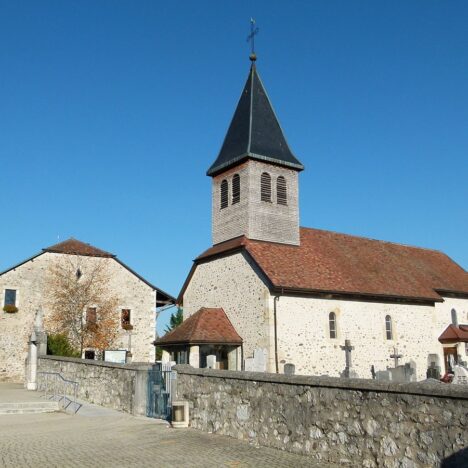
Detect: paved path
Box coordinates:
(0, 388, 323, 467)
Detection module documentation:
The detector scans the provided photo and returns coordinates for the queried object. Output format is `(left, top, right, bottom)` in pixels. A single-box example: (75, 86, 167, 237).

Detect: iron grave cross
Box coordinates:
(247, 18, 259, 61)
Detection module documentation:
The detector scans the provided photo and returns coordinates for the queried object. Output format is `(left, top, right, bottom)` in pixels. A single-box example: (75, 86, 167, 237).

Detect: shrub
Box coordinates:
(47, 333, 81, 358)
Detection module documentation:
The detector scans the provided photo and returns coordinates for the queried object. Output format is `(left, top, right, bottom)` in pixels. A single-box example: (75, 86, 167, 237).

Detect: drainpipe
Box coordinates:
(273, 291, 282, 374)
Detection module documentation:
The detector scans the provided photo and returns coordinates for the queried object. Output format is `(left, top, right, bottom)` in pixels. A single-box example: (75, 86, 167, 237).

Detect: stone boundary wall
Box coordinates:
(174, 365, 468, 467)
(38, 355, 151, 415)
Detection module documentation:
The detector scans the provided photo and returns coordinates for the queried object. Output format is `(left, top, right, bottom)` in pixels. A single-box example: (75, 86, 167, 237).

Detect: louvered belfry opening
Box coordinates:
(232, 174, 240, 204)
(260, 172, 271, 202)
(220, 179, 228, 209)
(277, 176, 287, 205)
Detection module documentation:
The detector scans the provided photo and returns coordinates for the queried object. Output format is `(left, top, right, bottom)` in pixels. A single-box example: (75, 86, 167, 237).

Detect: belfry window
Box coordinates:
(277, 176, 287, 205)
(232, 174, 240, 204)
(385, 315, 393, 340)
(220, 179, 228, 209)
(329, 312, 337, 339)
(260, 172, 271, 202)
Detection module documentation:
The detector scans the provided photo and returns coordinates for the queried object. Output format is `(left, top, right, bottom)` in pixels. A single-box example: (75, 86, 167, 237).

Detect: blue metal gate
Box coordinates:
(147, 363, 173, 420)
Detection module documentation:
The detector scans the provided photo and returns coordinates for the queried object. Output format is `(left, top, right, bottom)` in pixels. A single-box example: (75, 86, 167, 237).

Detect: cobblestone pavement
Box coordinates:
(0, 410, 324, 467)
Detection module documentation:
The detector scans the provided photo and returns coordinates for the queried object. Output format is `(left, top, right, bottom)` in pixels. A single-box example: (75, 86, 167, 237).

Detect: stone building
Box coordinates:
(0, 238, 174, 382)
(164, 58, 468, 379)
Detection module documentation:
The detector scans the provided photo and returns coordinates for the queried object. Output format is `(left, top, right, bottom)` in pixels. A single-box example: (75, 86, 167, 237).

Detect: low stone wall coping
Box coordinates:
(39, 355, 152, 371)
(173, 365, 468, 399)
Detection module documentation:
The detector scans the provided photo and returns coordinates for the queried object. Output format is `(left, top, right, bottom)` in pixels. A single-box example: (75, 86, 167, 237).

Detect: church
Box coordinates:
(156, 56, 468, 380)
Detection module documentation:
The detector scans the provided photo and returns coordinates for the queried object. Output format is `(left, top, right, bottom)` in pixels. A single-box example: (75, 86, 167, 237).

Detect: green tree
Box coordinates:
(164, 307, 183, 333)
(47, 333, 81, 358)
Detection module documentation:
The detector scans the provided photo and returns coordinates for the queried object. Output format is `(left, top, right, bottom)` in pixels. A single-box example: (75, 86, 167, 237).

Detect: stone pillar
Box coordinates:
(26, 331, 38, 390)
(189, 345, 200, 368)
(161, 350, 171, 363)
(228, 347, 238, 370)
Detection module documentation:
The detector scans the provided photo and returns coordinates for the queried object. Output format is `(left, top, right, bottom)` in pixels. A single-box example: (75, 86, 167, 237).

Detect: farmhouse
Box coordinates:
(0, 238, 174, 382)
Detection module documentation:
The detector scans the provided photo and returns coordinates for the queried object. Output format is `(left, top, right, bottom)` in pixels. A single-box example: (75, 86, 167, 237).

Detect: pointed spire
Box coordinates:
(207, 64, 304, 177)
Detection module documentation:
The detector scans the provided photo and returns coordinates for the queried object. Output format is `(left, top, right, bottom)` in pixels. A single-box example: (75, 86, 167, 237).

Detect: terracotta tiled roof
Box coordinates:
(155, 308, 242, 346)
(195, 228, 468, 302)
(439, 324, 468, 343)
(43, 238, 115, 258)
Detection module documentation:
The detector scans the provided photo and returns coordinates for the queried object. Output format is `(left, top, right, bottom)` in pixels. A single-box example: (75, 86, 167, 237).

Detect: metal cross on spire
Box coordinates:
(247, 18, 259, 62)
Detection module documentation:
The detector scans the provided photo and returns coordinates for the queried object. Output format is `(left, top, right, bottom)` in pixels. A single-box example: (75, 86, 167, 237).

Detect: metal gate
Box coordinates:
(147, 362, 174, 419)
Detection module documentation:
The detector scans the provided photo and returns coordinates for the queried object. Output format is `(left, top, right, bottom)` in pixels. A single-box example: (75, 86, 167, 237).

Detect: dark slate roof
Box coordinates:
(154, 307, 242, 346)
(178, 228, 468, 304)
(207, 64, 304, 177)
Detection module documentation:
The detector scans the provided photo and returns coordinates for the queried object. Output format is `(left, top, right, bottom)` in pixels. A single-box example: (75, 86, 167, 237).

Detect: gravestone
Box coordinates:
(206, 355, 217, 369)
(244, 348, 267, 372)
(284, 363, 295, 375)
(375, 370, 391, 381)
(388, 362, 416, 383)
(426, 354, 441, 380)
(340, 340, 358, 378)
(452, 365, 468, 385)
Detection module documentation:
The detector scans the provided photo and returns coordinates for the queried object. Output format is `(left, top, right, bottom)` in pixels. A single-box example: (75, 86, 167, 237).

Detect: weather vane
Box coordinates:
(247, 18, 259, 62)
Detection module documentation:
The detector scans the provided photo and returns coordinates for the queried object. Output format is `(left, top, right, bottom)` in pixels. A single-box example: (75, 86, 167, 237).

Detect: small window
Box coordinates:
(84, 350, 95, 360)
(277, 176, 287, 205)
(451, 308, 458, 326)
(86, 307, 97, 324)
(260, 172, 271, 202)
(220, 179, 228, 209)
(121, 309, 131, 328)
(4, 289, 17, 307)
(329, 312, 337, 339)
(385, 315, 393, 340)
(232, 174, 240, 204)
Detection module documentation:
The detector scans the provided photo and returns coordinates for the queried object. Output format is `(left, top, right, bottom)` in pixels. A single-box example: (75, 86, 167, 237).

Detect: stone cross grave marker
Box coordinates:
(390, 347, 403, 367)
(340, 339, 357, 378)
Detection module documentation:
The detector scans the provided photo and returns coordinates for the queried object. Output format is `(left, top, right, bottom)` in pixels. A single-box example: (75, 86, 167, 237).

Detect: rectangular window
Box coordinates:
(86, 307, 97, 324)
(4, 289, 17, 306)
(121, 309, 131, 328)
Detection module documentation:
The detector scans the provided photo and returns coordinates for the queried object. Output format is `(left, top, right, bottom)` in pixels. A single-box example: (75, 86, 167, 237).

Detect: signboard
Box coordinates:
(104, 350, 127, 364)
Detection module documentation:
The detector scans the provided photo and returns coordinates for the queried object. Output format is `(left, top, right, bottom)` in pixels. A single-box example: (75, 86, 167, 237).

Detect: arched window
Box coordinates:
(385, 315, 393, 340)
(451, 308, 458, 326)
(220, 179, 228, 209)
(232, 174, 240, 204)
(277, 176, 287, 205)
(329, 312, 337, 339)
(260, 172, 271, 202)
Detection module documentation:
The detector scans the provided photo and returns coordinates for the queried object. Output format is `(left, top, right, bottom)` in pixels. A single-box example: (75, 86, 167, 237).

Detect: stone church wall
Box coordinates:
(175, 365, 468, 467)
(183, 252, 274, 370)
(0, 252, 157, 382)
(274, 294, 468, 380)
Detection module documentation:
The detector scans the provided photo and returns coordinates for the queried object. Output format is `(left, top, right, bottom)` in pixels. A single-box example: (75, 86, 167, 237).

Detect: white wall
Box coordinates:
(183, 252, 273, 369)
(273, 294, 468, 380)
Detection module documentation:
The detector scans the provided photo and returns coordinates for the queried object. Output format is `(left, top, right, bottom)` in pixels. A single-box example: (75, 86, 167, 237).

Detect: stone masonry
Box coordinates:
(175, 365, 468, 467)
(212, 160, 300, 246)
(0, 252, 158, 382)
(38, 355, 150, 415)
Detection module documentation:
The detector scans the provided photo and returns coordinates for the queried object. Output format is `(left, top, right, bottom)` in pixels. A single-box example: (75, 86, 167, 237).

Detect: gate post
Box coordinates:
(132, 364, 152, 416)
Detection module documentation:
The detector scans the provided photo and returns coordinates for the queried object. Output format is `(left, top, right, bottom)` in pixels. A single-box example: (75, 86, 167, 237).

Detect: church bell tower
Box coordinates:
(207, 55, 304, 246)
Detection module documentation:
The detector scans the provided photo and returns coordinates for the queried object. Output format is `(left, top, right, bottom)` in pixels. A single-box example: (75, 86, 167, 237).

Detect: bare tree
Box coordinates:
(45, 256, 120, 356)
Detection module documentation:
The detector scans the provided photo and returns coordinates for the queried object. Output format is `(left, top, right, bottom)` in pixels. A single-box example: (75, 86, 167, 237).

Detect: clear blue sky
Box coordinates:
(1, 1, 467, 334)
